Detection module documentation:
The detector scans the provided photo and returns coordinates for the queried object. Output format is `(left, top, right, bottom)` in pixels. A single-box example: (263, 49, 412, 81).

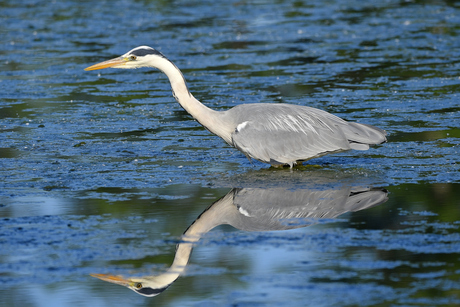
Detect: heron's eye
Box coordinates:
(135, 282, 142, 289)
(129, 55, 137, 61)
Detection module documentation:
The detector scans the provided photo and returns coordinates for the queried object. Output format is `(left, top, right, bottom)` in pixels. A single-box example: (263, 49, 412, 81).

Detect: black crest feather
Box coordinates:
(130, 47, 165, 58)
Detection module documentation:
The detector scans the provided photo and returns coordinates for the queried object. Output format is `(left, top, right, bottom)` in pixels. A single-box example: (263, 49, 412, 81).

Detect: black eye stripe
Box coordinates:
(130, 48, 165, 57)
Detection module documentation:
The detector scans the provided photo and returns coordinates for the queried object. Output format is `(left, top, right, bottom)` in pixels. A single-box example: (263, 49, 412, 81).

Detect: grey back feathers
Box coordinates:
(227, 103, 386, 167)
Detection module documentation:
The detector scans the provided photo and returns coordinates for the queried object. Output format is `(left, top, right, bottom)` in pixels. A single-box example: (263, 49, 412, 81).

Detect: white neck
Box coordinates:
(152, 57, 233, 143)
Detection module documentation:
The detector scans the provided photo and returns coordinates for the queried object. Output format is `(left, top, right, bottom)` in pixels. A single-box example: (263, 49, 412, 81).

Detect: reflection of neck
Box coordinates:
(149, 241, 193, 287)
(151, 191, 235, 286)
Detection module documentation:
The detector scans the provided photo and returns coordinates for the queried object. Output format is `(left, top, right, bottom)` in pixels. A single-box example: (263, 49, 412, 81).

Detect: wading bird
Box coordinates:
(85, 46, 387, 167)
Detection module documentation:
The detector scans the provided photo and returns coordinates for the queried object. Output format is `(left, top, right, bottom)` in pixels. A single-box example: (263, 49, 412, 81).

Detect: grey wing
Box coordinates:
(231, 110, 352, 166)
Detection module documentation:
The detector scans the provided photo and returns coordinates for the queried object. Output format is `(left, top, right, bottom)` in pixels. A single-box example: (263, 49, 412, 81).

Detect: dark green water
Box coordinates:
(1, 0, 460, 306)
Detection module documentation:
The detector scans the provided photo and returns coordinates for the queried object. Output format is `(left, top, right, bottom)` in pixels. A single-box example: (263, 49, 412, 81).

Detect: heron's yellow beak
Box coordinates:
(84, 57, 126, 71)
(90, 273, 134, 287)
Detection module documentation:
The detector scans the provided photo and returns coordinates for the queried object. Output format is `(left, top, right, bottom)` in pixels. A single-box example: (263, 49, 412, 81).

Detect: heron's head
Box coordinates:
(90, 273, 169, 297)
(85, 46, 166, 71)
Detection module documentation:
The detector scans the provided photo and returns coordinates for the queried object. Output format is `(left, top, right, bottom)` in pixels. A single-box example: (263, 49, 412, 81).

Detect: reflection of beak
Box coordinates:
(84, 57, 126, 71)
(90, 273, 133, 287)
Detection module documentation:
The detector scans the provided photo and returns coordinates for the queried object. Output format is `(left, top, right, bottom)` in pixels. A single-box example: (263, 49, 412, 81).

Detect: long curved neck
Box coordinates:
(146, 200, 228, 287)
(153, 57, 232, 142)
(147, 241, 193, 287)
(149, 191, 236, 287)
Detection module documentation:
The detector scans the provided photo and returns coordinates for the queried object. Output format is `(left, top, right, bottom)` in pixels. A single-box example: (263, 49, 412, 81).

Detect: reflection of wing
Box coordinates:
(230, 187, 388, 231)
(228, 104, 386, 166)
(345, 188, 389, 212)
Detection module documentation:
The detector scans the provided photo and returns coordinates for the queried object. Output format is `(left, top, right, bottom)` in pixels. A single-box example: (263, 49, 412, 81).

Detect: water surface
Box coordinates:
(1, 0, 460, 306)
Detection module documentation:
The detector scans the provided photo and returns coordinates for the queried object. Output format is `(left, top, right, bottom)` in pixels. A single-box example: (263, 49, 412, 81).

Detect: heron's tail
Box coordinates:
(344, 122, 387, 150)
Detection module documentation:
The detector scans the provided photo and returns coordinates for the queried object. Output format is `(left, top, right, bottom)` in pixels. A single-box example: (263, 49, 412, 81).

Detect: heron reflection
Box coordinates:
(91, 186, 388, 296)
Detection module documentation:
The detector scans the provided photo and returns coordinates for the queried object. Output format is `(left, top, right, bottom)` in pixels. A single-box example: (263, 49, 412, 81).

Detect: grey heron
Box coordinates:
(85, 46, 387, 167)
(91, 186, 388, 296)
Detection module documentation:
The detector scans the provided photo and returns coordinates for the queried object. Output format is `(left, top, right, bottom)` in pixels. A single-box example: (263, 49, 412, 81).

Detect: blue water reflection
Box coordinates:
(1, 0, 460, 306)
